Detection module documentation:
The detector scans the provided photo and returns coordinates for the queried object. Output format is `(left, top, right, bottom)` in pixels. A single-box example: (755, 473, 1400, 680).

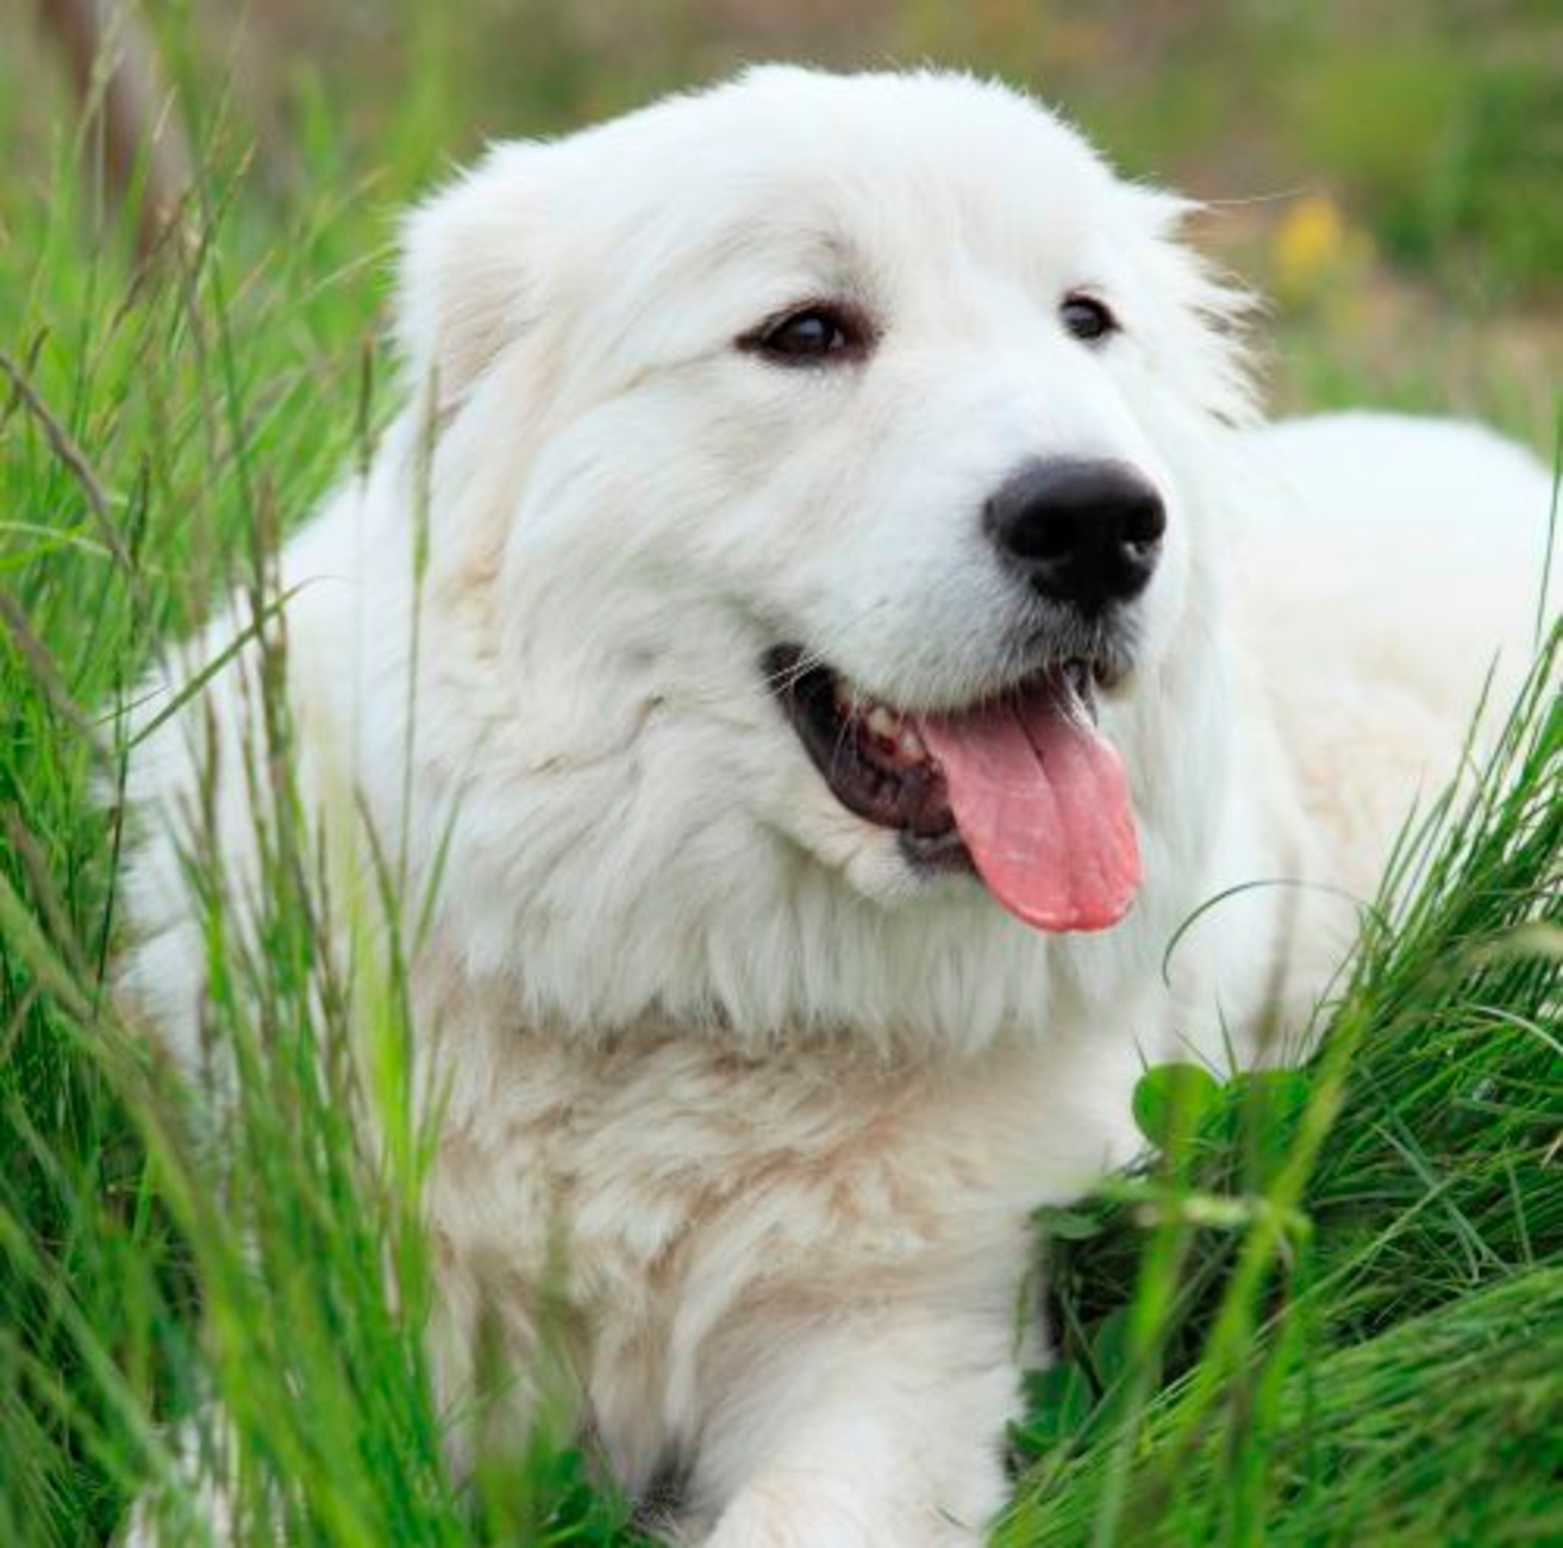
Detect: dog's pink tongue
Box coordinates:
(918, 688, 1140, 932)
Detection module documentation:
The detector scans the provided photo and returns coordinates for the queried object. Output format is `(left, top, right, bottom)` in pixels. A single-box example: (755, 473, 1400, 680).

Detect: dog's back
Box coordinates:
(1238, 412, 1552, 896)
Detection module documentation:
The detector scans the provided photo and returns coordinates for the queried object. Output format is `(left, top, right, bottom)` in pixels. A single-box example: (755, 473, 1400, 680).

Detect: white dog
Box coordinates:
(121, 67, 1553, 1545)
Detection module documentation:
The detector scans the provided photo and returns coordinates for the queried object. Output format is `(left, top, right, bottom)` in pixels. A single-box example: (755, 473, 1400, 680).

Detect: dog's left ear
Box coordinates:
(395, 142, 549, 417)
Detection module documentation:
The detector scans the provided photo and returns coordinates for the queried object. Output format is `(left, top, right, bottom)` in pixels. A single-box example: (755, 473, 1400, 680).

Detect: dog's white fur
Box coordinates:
(121, 68, 1553, 1545)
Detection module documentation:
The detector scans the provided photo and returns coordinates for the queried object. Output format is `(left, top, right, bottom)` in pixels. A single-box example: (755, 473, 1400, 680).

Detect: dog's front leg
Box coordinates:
(692, 1307, 1022, 1548)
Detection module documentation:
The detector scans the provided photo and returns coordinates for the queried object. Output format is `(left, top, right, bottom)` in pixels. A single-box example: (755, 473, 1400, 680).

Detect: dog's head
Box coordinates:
(384, 67, 1254, 1047)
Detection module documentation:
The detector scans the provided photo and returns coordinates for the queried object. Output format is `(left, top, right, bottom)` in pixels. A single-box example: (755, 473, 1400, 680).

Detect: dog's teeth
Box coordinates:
(898, 727, 927, 761)
(865, 705, 900, 740)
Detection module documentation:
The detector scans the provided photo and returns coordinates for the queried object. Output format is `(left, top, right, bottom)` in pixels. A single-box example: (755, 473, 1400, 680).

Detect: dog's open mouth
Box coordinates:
(765, 646, 1140, 933)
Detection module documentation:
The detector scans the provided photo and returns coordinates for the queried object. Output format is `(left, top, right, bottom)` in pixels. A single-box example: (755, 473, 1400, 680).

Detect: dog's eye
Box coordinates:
(741, 304, 869, 366)
(1060, 294, 1118, 344)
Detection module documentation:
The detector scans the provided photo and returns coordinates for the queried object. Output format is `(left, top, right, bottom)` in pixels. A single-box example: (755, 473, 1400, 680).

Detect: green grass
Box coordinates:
(2, 6, 1560, 1544)
(1004, 624, 1562, 1545)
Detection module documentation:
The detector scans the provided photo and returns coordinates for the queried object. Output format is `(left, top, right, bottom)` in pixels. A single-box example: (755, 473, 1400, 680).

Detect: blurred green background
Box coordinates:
(2, 0, 1558, 441)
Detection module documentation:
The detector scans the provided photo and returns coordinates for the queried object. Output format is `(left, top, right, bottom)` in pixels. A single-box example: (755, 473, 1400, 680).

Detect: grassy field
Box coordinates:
(1, 2, 1559, 1544)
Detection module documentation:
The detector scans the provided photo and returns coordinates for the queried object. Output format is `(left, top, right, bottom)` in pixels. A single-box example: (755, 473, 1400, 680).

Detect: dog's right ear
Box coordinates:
(395, 143, 547, 418)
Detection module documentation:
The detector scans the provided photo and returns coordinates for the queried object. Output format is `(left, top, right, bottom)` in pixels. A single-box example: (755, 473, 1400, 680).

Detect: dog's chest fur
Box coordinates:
(416, 969, 1145, 1481)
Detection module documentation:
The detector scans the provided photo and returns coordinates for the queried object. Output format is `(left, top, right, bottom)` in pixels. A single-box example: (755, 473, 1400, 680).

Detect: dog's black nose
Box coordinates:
(985, 459, 1166, 614)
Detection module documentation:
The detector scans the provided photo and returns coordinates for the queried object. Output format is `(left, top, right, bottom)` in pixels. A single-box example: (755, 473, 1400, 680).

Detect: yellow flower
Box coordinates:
(1273, 194, 1350, 298)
